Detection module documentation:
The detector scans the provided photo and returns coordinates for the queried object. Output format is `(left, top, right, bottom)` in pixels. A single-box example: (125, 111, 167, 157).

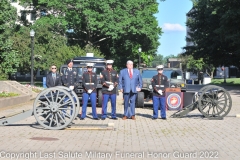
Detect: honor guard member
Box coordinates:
(100, 60, 118, 120)
(61, 60, 79, 116)
(80, 63, 99, 120)
(61, 59, 80, 91)
(151, 65, 168, 120)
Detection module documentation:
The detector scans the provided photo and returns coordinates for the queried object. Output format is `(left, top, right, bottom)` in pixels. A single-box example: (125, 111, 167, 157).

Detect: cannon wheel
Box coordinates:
(136, 92, 144, 108)
(33, 87, 75, 130)
(56, 86, 80, 119)
(198, 85, 232, 119)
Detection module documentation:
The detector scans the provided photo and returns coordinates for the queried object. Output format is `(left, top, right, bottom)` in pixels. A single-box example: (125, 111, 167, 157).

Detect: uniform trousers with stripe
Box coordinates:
(152, 96, 166, 118)
(101, 94, 117, 119)
(81, 92, 98, 118)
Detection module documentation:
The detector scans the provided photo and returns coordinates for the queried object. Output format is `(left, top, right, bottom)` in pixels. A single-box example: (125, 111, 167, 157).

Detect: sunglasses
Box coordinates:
(52, 68, 57, 69)
(87, 67, 93, 68)
(157, 69, 163, 71)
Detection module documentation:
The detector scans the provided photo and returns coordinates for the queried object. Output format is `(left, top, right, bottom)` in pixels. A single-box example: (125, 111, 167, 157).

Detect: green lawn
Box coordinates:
(0, 91, 19, 98)
(210, 78, 240, 86)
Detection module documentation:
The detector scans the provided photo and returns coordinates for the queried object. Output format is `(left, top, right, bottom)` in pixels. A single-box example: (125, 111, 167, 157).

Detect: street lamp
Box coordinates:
(30, 29, 35, 86)
(138, 47, 142, 68)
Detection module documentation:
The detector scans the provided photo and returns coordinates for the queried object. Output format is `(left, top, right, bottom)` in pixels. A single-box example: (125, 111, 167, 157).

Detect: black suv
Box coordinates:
(136, 67, 186, 107)
(60, 56, 106, 106)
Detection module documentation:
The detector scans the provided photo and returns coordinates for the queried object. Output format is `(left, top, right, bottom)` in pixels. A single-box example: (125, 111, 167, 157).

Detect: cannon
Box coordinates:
(171, 85, 232, 120)
(0, 86, 80, 130)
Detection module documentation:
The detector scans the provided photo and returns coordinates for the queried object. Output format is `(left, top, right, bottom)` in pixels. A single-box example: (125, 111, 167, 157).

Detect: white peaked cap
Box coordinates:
(106, 60, 114, 64)
(86, 63, 94, 67)
(156, 65, 164, 69)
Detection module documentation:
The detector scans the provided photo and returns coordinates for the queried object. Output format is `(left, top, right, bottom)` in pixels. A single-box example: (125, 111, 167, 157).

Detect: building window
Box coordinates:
(31, 12, 36, 21)
(20, 11, 26, 21)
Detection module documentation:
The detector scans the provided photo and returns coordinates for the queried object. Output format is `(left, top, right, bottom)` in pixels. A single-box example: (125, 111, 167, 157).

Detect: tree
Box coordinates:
(0, 0, 19, 79)
(184, 0, 240, 69)
(151, 54, 164, 67)
(20, 0, 162, 70)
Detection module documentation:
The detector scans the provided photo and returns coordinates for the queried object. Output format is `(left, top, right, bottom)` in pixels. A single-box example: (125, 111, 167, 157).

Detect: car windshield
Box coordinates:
(141, 70, 183, 79)
(61, 67, 104, 76)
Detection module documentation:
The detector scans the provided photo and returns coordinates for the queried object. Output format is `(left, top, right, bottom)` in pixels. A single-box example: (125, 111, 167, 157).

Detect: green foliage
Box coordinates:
(22, 0, 162, 70)
(211, 78, 240, 86)
(186, 55, 204, 71)
(0, 0, 19, 80)
(0, 91, 19, 98)
(184, 0, 240, 69)
(9, 0, 162, 72)
(151, 54, 164, 67)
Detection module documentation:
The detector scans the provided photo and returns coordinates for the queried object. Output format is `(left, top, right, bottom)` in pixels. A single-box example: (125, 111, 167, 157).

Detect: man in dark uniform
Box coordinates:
(61, 60, 79, 90)
(80, 63, 99, 120)
(151, 65, 168, 120)
(46, 64, 62, 88)
(61, 60, 79, 116)
(100, 60, 118, 120)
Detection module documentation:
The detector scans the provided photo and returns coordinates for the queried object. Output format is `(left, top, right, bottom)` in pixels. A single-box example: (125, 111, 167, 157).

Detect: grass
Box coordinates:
(0, 91, 19, 98)
(210, 78, 240, 86)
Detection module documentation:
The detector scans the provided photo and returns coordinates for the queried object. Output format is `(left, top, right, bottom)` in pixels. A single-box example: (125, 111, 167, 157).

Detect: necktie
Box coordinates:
(53, 76, 56, 85)
(129, 69, 132, 79)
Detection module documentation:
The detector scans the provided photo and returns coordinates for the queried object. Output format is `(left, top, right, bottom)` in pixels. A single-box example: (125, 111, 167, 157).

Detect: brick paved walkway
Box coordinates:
(0, 86, 240, 160)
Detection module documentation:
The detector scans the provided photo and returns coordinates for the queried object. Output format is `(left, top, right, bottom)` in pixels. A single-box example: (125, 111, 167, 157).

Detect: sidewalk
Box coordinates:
(0, 89, 239, 160)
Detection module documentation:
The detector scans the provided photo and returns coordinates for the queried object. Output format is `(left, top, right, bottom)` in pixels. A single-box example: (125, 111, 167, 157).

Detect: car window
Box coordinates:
(61, 67, 104, 76)
(141, 69, 183, 79)
(141, 70, 157, 78)
(163, 70, 183, 79)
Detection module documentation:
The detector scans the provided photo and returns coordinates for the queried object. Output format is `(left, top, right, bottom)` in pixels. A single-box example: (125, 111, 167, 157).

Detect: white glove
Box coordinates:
(158, 90, 163, 95)
(136, 87, 141, 92)
(108, 85, 114, 91)
(69, 86, 74, 90)
(87, 89, 93, 94)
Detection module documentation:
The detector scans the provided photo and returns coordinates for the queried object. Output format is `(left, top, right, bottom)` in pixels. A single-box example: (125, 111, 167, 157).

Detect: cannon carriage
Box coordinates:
(171, 85, 232, 120)
(0, 86, 80, 130)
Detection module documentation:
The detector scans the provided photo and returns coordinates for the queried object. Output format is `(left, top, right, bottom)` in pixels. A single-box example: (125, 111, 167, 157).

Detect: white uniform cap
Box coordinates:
(106, 60, 114, 64)
(156, 65, 164, 69)
(86, 63, 94, 67)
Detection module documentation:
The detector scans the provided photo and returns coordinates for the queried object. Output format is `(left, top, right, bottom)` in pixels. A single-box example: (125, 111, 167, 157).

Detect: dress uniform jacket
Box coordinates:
(101, 69, 118, 94)
(82, 71, 97, 93)
(151, 73, 169, 97)
(61, 68, 80, 88)
(46, 72, 62, 88)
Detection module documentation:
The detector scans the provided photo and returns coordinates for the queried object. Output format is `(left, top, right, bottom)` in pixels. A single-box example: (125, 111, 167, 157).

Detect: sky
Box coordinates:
(156, 0, 193, 57)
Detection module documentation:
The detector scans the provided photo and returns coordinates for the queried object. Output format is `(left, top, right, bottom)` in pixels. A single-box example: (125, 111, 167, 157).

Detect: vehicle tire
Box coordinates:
(97, 89, 103, 107)
(136, 92, 144, 108)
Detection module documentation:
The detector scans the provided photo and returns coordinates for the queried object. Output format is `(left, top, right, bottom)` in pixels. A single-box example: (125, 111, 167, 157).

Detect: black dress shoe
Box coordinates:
(111, 117, 118, 120)
(162, 117, 167, 120)
(93, 118, 99, 120)
(80, 118, 85, 120)
(152, 117, 157, 120)
(101, 118, 106, 120)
